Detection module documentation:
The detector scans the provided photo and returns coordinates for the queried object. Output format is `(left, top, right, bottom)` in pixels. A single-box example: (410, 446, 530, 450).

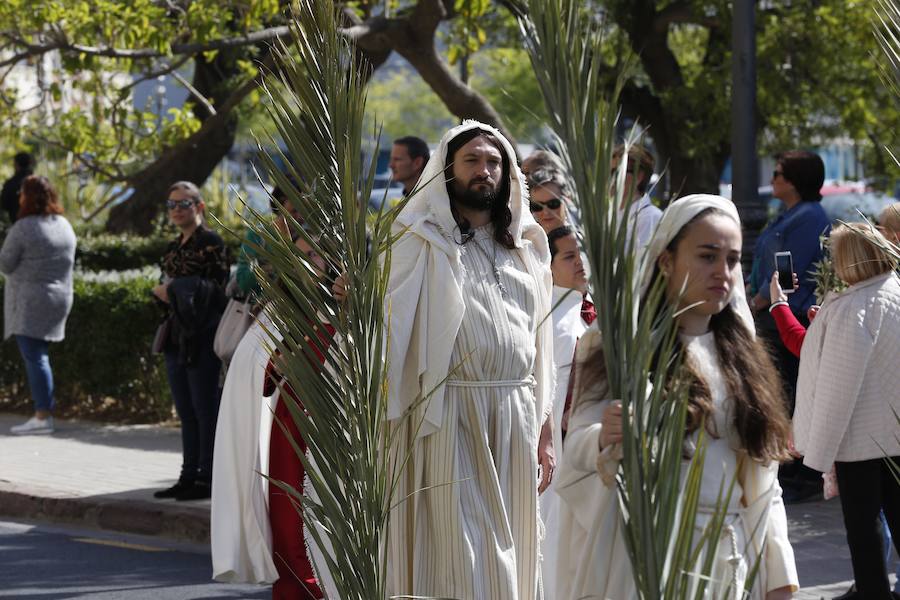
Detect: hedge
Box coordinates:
(0, 275, 174, 423)
(75, 230, 243, 272)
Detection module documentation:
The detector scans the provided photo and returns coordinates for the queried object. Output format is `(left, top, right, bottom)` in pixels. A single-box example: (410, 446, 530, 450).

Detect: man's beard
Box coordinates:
(451, 179, 496, 212)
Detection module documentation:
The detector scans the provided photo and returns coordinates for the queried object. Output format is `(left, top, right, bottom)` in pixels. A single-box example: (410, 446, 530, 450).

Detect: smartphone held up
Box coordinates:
(775, 251, 796, 294)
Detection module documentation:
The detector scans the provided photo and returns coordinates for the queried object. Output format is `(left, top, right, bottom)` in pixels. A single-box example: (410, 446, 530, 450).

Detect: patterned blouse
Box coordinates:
(161, 224, 229, 285)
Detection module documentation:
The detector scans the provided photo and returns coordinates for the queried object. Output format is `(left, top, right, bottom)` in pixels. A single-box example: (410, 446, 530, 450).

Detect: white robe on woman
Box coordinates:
(553, 194, 798, 599)
(539, 285, 588, 594)
(211, 309, 280, 583)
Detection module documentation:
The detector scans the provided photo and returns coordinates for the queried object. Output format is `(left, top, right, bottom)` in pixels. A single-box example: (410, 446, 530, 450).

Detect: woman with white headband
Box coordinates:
(554, 194, 799, 599)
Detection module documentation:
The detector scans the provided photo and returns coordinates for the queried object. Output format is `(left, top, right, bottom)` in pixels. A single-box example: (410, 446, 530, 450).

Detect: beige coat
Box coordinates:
(554, 327, 798, 600)
(794, 271, 900, 471)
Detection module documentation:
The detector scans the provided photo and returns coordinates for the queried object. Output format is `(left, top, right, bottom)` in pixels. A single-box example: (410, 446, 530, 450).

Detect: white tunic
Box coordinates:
(554, 328, 798, 600)
(388, 225, 542, 600)
(211, 310, 280, 583)
(539, 285, 588, 594)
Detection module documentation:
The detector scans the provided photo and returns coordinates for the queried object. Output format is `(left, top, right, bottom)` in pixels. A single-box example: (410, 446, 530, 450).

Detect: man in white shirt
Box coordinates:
(611, 143, 662, 252)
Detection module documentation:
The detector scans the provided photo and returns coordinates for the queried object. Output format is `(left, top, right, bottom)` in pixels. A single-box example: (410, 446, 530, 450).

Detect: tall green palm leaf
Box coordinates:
(512, 1, 732, 597)
(234, 1, 409, 598)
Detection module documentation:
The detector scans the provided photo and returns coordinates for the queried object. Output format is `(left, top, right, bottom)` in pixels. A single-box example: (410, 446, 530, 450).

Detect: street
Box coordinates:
(0, 520, 269, 599)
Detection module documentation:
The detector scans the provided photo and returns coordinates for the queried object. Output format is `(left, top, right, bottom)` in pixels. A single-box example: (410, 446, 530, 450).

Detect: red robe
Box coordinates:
(263, 324, 334, 600)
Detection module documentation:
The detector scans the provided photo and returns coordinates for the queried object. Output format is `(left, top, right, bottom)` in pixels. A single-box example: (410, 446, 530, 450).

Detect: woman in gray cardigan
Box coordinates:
(0, 175, 76, 434)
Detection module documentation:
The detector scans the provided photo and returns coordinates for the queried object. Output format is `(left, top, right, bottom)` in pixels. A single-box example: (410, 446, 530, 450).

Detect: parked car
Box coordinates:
(821, 192, 897, 224)
(368, 171, 404, 212)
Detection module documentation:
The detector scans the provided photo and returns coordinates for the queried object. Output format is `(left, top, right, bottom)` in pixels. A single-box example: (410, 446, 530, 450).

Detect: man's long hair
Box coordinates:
(444, 128, 515, 249)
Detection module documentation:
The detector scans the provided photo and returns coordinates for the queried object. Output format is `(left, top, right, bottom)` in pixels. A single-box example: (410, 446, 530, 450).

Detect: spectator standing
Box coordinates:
(234, 183, 302, 300)
(0, 176, 75, 435)
(521, 149, 566, 179)
(748, 150, 831, 503)
(611, 144, 662, 252)
(527, 167, 571, 234)
(389, 136, 430, 197)
(794, 223, 900, 600)
(153, 181, 228, 501)
(1, 152, 34, 224)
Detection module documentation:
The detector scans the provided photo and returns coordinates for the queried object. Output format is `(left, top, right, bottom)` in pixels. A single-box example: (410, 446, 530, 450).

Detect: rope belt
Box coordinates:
(445, 376, 536, 389)
(694, 507, 745, 600)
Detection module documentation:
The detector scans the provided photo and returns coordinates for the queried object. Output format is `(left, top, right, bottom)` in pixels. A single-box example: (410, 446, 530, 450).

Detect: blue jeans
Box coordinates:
(164, 327, 221, 484)
(15, 335, 54, 413)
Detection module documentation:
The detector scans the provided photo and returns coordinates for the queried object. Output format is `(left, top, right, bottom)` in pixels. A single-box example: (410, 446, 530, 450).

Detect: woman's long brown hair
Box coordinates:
(578, 209, 791, 462)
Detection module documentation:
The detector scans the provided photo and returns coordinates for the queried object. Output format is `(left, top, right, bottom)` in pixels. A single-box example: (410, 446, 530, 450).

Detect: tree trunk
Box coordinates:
(106, 53, 244, 234)
(106, 118, 239, 235)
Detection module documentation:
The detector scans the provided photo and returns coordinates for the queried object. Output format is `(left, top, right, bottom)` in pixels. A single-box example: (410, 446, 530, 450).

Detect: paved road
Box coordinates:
(0, 519, 269, 599)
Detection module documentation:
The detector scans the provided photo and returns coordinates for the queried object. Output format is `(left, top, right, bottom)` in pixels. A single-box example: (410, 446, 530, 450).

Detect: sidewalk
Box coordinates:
(0, 413, 208, 543)
(0, 412, 894, 597)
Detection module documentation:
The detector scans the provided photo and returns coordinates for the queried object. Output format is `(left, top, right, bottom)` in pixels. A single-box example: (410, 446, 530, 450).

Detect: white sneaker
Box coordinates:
(10, 416, 54, 435)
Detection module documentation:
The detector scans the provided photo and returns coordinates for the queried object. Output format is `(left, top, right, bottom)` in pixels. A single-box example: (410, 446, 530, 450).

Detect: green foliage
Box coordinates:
(250, 3, 404, 597)
(74, 227, 241, 272)
(0, 0, 286, 180)
(363, 71, 455, 143)
(75, 234, 170, 271)
(470, 48, 550, 141)
(0, 275, 171, 422)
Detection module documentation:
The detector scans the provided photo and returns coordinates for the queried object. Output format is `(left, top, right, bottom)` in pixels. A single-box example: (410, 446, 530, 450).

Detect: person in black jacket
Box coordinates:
(1, 153, 34, 224)
(152, 181, 228, 501)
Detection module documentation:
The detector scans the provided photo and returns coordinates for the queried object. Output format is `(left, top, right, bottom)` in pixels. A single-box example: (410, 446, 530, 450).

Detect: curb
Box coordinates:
(0, 485, 210, 543)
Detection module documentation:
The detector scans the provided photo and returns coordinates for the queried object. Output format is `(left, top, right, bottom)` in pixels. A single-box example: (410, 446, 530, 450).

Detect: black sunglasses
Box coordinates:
(166, 198, 197, 210)
(772, 170, 784, 179)
(529, 198, 563, 212)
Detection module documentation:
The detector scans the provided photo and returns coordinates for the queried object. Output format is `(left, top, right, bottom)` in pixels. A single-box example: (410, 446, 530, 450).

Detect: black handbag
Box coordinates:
(151, 316, 172, 354)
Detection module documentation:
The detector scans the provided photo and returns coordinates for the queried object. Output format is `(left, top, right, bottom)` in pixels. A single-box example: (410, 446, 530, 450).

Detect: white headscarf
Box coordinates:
(395, 120, 543, 251)
(639, 193, 754, 334)
(385, 120, 554, 438)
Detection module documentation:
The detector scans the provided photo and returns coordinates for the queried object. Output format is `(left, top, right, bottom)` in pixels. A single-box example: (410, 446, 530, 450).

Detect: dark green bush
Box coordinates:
(75, 234, 171, 271)
(0, 276, 174, 423)
(75, 230, 243, 271)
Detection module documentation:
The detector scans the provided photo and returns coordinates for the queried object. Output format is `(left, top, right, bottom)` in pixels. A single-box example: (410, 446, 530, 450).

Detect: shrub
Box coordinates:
(0, 274, 174, 423)
(75, 230, 242, 271)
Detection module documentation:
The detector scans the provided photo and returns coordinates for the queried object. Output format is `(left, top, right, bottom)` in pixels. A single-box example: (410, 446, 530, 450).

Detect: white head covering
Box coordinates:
(395, 120, 545, 256)
(385, 120, 554, 438)
(639, 193, 754, 334)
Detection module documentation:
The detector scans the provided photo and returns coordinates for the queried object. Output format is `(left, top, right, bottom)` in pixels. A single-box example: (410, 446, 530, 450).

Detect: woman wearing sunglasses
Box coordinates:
(152, 181, 229, 501)
(527, 167, 570, 233)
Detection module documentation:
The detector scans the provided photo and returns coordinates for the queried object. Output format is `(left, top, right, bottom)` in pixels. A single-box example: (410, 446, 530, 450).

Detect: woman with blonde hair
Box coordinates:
(794, 223, 900, 600)
(555, 194, 797, 599)
(878, 201, 900, 245)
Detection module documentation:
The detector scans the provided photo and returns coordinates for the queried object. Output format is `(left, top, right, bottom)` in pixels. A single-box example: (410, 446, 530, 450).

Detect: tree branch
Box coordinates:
(652, 2, 720, 33)
(0, 24, 291, 67)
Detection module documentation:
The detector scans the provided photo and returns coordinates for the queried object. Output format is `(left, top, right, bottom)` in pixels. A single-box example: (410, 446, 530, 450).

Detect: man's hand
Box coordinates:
(537, 417, 555, 494)
(152, 283, 169, 303)
(765, 586, 793, 600)
(332, 271, 348, 303)
(599, 400, 623, 450)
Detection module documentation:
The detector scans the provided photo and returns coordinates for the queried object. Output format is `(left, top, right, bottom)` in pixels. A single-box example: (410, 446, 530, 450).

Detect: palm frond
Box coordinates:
(238, 2, 402, 597)
(515, 1, 734, 597)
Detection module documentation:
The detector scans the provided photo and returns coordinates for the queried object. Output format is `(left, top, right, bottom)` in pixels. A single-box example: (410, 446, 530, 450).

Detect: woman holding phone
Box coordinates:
(747, 151, 831, 503)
